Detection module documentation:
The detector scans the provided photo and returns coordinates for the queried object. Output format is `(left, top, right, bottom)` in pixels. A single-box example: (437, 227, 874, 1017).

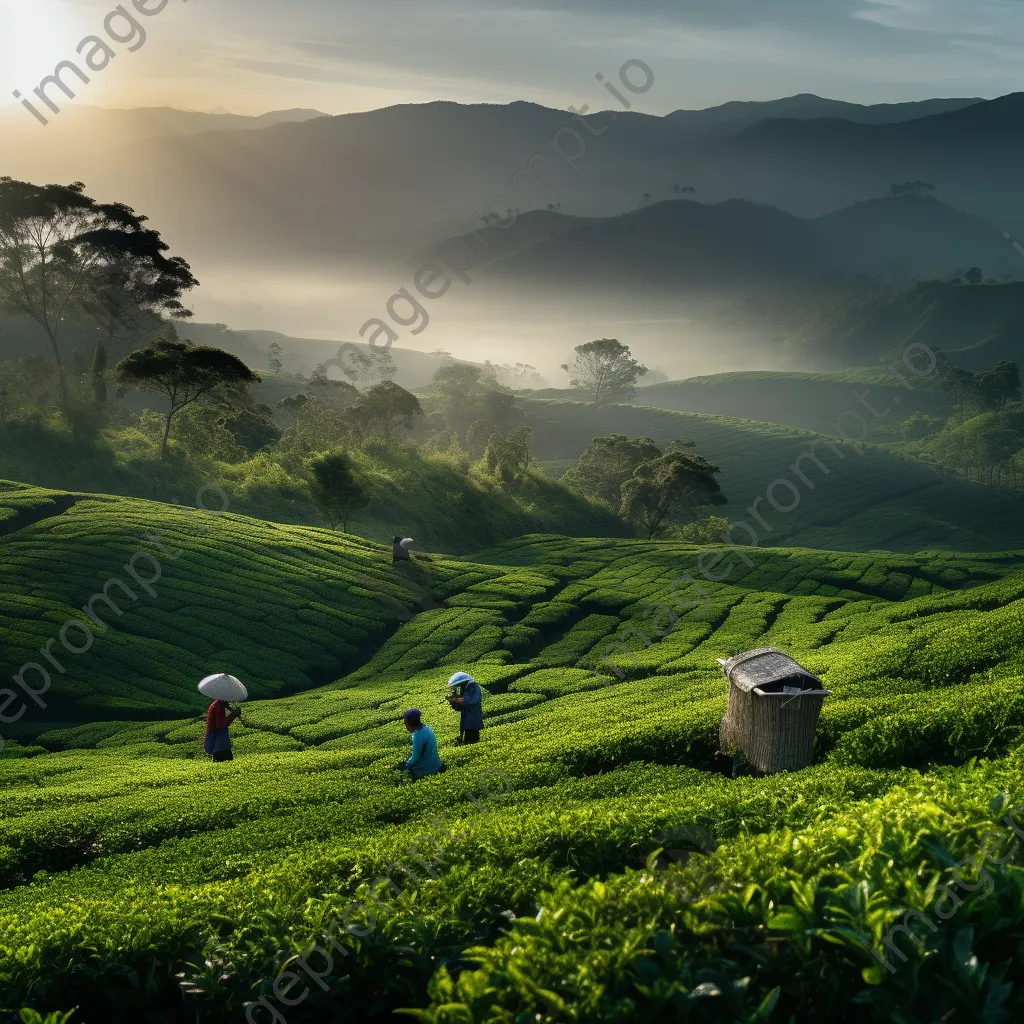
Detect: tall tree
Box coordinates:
(114, 339, 260, 459)
(621, 451, 727, 539)
(308, 450, 369, 532)
(561, 339, 647, 405)
(428, 361, 513, 440)
(308, 365, 361, 412)
(267, 342, 284, 374)
(0, 179, 139, 400)
(466, 419, 496, 460)
(76, 218, 198, 403)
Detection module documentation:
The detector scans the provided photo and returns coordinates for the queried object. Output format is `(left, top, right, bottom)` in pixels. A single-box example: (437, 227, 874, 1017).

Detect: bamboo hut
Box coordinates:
(718, 647, 831, 774)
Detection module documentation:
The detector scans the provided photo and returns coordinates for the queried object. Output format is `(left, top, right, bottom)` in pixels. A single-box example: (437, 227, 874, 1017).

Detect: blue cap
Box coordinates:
(403, 708, 421, 722)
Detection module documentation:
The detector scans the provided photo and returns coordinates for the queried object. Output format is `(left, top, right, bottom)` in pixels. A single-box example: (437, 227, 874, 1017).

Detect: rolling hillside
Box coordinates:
(632, 370, 952, 435)
(0, 479, 626, 724)
(3, 458, 1022, 736)
(0, 483, 438, 720)
(524, 399, 1024, 552)
(475, 195, 1013, 291)
(781, 280, 1024, 368)
(4, 528, 1024, 1019)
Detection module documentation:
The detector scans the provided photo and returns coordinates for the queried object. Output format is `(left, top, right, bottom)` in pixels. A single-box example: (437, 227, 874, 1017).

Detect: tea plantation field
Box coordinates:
(525, 399, 1024, 552)
(5, 491, 1024, 1021)
(0, 481, 465, 721)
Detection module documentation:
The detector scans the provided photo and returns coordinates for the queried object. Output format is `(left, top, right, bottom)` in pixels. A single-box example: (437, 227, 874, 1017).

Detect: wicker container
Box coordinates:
(718, 647, 831, 774)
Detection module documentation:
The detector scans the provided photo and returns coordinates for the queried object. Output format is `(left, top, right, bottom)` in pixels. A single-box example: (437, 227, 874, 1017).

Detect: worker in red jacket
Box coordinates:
(204, 699, 241, 762)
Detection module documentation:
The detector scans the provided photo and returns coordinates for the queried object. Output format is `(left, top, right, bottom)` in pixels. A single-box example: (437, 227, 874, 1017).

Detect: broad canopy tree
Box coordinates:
(114, 338, 260, 459)
(345, 380, 423, 445)
(621, 449, 727, 539)
(561, 339, 647, 405)
(563, 432, 725, 537)
(939, 357, 1021, 419)
(973, 360, 1021, 411)
(562, 433, 662, 509)
(0, 178, 197, 403)
(76, 218, 198, 403)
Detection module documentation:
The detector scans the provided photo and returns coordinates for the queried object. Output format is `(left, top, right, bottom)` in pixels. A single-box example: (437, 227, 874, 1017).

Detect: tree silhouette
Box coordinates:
(889, 181, 937, 199)
(561, 339, 647, 405)
(115, 338, 259, 459)
(308, 450, 368, 532)
(621, 451, 727, 539)
(267, 342, 284, 373)
(345, 380, 422, 445)
(77, 214, 198, 404)
(0, 178, 183, 402)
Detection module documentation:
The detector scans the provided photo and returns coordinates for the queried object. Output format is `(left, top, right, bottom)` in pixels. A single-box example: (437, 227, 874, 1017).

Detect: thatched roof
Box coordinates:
(719, 647, 823, 694)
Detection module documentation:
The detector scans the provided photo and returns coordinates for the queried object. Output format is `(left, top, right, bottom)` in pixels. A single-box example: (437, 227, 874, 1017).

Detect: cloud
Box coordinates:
(463, 0, 865, 30)
(853, 0, 1024, 37)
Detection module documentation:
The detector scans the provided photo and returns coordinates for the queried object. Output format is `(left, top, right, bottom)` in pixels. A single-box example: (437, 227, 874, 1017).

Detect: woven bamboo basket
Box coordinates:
(718, 647, 831, 774)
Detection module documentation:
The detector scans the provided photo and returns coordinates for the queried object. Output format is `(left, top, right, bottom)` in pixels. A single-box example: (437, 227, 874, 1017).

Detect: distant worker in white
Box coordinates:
(446, 671, 484, 745)
(393, 536, 433, 565)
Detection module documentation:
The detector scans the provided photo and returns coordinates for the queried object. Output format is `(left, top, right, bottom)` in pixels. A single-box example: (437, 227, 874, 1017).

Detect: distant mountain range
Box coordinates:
(3, 92, 1017, 268)
(0, 103, 326, 146)
(663, 94, 982, 135)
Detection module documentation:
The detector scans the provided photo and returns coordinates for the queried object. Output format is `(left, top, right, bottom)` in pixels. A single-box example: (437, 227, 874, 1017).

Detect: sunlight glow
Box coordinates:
(1, 0, 89, 101)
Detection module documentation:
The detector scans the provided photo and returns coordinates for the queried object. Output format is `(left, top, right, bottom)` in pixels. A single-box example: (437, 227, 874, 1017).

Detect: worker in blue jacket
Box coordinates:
(396, 708, 443, 779)
(446, 671, 484, 745)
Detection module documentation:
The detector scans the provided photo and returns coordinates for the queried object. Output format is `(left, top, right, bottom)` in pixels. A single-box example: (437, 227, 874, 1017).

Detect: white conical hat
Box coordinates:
(198, 673, 248, 701)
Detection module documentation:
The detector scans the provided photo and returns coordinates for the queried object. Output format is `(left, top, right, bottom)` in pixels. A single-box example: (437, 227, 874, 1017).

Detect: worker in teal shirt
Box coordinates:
(396, 708, 443, 779)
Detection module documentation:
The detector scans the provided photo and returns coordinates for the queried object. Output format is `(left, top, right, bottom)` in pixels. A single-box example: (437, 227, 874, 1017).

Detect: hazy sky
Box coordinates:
(2, 0, 1022, 116)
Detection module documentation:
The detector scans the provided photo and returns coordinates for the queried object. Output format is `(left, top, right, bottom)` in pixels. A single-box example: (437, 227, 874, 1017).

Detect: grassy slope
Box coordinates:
(525, 399, 1024, 552)
(0, 431, 625, 553)
(174, 322, 468, 389)
(0, 482, 459, 720)
(782, 280, 1024, 369)
(0, 479, 624, 724)
(630, 370, 951, 435)
(5, 533, 1024, 1018)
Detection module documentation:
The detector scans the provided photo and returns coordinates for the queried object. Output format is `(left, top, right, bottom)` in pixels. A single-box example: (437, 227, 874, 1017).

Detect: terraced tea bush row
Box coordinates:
(0, 488, 490, 717)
